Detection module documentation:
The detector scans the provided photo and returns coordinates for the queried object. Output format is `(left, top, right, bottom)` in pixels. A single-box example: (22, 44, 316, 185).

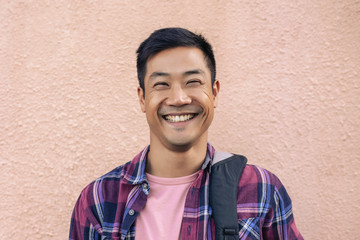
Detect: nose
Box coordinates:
(166, 84, 192, 106)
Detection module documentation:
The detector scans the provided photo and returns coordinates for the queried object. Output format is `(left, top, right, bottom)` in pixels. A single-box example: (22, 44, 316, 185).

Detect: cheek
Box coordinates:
(145, 95, 163, 114)
(201, 89, 216, 106)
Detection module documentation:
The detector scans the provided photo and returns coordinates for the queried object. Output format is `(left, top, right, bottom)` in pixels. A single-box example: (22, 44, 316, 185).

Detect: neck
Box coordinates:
(146, 138, 208, 178)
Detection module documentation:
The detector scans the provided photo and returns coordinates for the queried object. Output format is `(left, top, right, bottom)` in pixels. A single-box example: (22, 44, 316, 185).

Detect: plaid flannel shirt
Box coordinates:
(69, 143, 303, 240)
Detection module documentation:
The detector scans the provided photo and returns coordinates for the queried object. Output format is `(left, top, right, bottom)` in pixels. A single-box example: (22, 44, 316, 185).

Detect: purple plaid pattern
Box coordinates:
(69, 144, 303, 240)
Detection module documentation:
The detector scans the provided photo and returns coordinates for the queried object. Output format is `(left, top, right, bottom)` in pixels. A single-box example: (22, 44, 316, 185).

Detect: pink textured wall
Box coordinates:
(1, 1, 359, 239)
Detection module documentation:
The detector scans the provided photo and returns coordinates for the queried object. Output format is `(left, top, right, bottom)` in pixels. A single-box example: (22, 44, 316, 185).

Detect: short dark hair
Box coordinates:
(136, 27, 216, 91)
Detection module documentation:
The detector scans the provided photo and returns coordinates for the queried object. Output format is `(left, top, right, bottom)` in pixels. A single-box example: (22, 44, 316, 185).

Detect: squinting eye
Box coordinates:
(153, 82, 169, 88)
(187, 80, 201, 86)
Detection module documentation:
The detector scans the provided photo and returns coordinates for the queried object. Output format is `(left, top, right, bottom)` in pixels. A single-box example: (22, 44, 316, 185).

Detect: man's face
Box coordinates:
(138, 47, 220, 151)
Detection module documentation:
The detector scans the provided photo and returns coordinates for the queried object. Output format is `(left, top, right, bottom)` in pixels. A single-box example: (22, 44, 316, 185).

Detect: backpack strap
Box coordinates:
(210, 151, 247, 240)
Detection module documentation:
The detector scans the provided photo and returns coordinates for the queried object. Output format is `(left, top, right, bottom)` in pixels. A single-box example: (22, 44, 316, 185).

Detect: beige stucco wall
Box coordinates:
(1, 1, 359, 239)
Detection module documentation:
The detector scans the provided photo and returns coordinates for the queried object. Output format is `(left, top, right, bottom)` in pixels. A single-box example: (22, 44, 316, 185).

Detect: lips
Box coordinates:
(164, 114, 197, 122)
(159, 105, 202, 124)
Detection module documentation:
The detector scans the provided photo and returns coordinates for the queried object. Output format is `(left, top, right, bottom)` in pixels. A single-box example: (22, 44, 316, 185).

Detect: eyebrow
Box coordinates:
(149, 69, 205, 80)
(183, 69, 205, 76)
(149, 72, 170, 79)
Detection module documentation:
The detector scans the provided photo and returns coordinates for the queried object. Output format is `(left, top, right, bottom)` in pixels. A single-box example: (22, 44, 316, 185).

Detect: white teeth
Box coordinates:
(165, 114, 194, 122)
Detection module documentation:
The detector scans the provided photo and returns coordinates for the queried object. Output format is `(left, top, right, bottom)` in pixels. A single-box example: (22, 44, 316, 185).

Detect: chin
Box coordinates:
(166, 140, 194, 152)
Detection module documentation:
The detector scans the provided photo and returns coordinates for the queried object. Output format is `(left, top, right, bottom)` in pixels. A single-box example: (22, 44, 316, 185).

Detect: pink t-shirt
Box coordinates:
(135, 171, 199, 240)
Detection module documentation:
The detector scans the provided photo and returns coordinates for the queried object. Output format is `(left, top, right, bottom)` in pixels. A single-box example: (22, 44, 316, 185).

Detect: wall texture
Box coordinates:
(1, 1, 359, 239)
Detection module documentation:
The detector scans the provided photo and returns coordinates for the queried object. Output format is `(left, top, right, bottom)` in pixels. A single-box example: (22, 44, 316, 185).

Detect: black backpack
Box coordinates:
(210, 152, 248, 240)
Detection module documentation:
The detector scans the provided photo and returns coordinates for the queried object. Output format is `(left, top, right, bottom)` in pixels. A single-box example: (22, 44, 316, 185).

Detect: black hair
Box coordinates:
(136, 27, 216, 91)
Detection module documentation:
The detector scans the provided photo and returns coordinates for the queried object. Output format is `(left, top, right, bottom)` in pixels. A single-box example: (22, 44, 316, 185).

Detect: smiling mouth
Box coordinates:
(163, 114, 197, 123)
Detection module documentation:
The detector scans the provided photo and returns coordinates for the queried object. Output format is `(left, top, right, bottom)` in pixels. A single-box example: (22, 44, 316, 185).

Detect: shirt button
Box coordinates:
(142, 183, 148, 190)
(129, 209, 135, 216)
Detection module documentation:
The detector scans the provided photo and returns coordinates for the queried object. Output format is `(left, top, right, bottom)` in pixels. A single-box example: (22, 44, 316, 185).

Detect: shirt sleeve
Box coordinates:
(262, 169, 304, 240)
(237, 165, 303, 239)
(69, 183, 103, 240)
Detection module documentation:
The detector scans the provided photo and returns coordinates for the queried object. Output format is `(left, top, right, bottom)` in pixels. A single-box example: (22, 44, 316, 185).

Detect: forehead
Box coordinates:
(145, 47, 210, 78)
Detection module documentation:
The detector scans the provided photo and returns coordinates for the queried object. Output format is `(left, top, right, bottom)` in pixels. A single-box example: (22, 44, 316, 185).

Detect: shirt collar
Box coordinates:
(123, 143, 215, 185)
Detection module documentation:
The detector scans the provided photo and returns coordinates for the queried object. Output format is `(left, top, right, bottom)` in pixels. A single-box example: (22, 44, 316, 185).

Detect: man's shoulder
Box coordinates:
(97, 160, 131, 182)
(77, 161, 131, 200)
(87, 146, 148, 188)
(213, 152, 282, 187)
(241, 164, 283, 187)
(77, 147, 148, 201)
(78, 147, 148, 200)
(238, 164, 292, 208)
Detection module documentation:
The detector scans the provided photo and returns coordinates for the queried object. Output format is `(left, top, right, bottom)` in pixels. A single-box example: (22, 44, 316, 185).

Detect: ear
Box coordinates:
(212, 80, 220, 108)
(137, 86, 146, 113)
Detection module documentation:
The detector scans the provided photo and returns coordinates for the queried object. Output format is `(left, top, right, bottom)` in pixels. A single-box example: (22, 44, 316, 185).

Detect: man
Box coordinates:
(69, 28, 303, 239)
